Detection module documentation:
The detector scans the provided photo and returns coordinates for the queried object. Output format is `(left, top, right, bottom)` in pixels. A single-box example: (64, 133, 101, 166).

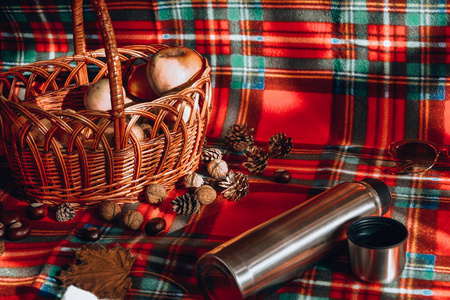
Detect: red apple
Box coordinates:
(146, 46, 204, 96)
(126, 63, 159, 102)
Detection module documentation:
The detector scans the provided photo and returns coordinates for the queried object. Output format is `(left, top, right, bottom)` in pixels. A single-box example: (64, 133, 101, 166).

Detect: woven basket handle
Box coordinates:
(72, 0, 125, 150)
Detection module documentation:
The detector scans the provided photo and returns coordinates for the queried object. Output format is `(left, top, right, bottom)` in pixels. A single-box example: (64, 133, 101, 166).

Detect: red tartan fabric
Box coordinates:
(1, 0, 450, 299)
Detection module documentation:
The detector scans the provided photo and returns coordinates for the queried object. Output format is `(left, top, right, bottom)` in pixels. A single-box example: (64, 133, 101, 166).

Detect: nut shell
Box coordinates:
(99, 202, 122, 222)
(83, 227, 100, 242)
(145, 217, 166, 235)
(207, 159, 228, 179)
(273, 169, 292, 183)
(1, 211, 20, 226)
(6, 220, 31, 241)
(195, 185, 217, 205)
(184, 172, 204, 189)
(0, 222, 5, 239)
(121, 210, 144, 231)
(146, 183, 166, 205)
(26, 203, 47, 220)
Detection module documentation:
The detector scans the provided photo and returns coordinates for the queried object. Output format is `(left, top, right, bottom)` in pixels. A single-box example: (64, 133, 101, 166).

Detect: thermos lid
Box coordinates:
(361, 178, 392, 215)
(347, 216, 408, 283)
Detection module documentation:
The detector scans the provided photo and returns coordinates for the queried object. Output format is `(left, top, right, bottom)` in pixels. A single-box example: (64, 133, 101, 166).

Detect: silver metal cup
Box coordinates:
(347, 216, 408, 284)
(196, 179, 392, 300)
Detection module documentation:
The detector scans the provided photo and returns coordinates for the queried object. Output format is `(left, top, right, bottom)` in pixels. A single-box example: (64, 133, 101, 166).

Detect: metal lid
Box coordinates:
(361, 178, 392, 215)
(196, 254, 244, 300)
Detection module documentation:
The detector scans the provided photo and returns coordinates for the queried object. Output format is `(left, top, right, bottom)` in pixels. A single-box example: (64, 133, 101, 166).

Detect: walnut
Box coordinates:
(146, 183, 166, 205)
(140, 123, 153, 138)
(195, 185, 217, 205)
(98, 202, 122, 222)
(184, 172, 204, 189)
(207, 159, 228, 179)
(120, 210, 144, 231)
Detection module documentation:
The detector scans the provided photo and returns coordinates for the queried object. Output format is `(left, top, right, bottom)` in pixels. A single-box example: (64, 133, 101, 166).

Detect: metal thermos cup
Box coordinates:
(196, 178, 392, 300)
(347, 216, 408, 283)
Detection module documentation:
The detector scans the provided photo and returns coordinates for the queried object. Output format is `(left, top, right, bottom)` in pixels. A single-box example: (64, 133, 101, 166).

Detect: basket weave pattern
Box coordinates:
(0, 0, 211, 205)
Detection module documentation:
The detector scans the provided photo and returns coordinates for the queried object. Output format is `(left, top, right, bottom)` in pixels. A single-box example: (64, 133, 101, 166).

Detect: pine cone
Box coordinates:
(242, 145, 269, 174)
(225, 124, 254, 152)
(268, 133, 293, 158)
(201, 148, 223, 163)
(171, 193, 201, 215)
(56, 203, 77, 222)
(219, 171, 249, 202)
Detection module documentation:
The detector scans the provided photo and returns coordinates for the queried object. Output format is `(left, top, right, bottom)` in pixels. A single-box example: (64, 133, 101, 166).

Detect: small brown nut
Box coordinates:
(195, 185, 217, 205)
(207, 159, 228, 179)
(0, 222, 5, 239)
(26, 203, 47, 220)
(121, 210, 144, 231)
(273, 169, 292, 183)
(140, 123, 153, 138)
(99, 202, 122, 222)
(145, 217, 166, 236)
(83, 227, 100, 242)
(1, 211, 20, 226)
(6, 220, 31, 241)
(184, 172, 204, 189)
(146, 183, 166, 205)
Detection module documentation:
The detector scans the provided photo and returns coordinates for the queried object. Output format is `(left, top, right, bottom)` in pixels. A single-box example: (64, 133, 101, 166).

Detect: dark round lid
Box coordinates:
(347, 216, 408, 249)
(361, 178, 392, 215)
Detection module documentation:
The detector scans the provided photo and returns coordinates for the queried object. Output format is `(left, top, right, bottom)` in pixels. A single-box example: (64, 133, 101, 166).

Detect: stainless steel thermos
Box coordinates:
(196, 178, 392, 300)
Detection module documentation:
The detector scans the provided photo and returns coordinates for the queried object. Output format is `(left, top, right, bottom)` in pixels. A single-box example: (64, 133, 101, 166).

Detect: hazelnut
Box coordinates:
(99, 202, 122, 222)
(146, 183, 166, 205)
(1, 211, 20, 226)
(6, 220, 31, 241)
(184, 172, 204, 189)
(121, 210, 144, 231)
(26, 203, 47, 220)
(0, 223, 5, 239)
(195, 185, 217, 205)
(83, 227, 100, 242)
(145, 217, 166, 236)
(273, 169, 292, 183)
(207, 159, 228, 179)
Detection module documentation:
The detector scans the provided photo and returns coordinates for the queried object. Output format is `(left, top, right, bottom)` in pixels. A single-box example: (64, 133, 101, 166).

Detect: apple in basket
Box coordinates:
(84, 78, 135, 111)
(146, 46, 204, 96)
(95, 119, 145, 148)
(126, 63, 159, 102)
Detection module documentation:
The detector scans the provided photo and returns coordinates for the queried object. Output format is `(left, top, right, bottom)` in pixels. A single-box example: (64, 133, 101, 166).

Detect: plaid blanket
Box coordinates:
(1, 0, 450, 299)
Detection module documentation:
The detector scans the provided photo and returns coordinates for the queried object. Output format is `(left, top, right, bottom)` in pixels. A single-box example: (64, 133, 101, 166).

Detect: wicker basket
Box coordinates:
(0, 0, 211, 206)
